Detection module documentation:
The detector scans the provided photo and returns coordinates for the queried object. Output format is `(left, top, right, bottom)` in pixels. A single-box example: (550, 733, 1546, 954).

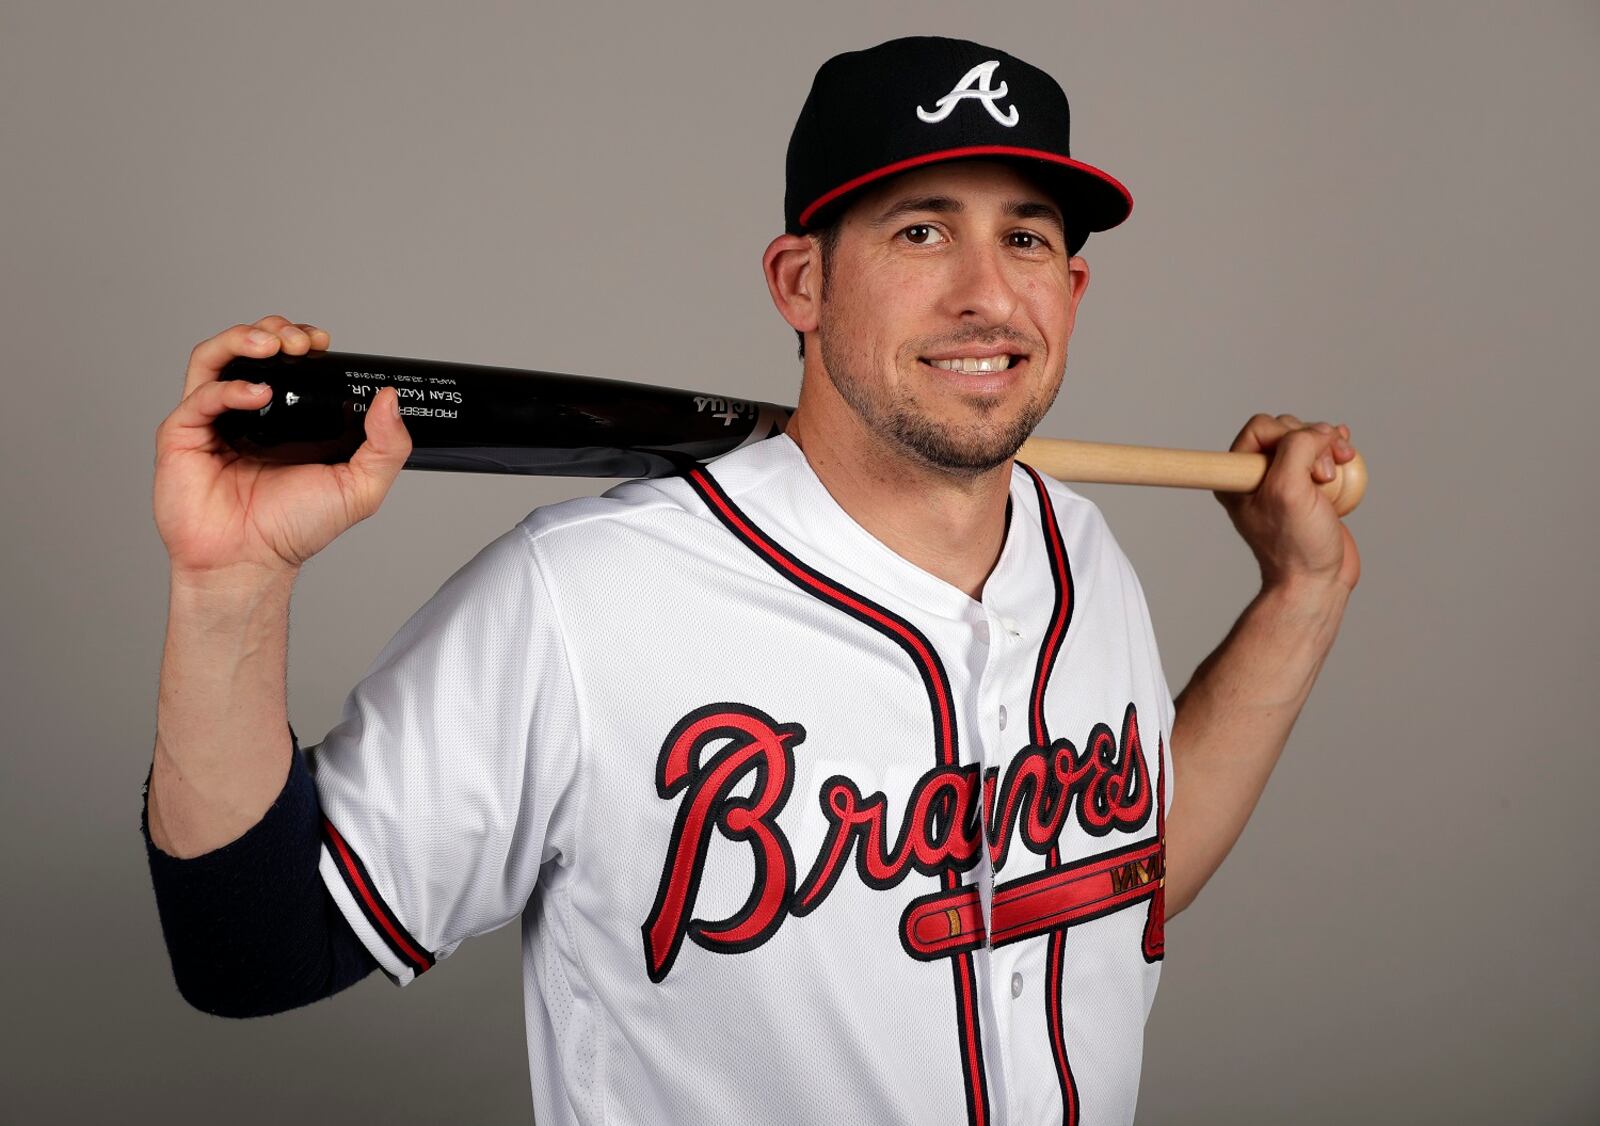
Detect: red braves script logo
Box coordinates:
(642, 702, 1156, 981)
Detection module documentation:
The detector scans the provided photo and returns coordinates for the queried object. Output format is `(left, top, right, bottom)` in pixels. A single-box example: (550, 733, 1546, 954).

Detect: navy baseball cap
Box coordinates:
(785, 36, 1132, 255)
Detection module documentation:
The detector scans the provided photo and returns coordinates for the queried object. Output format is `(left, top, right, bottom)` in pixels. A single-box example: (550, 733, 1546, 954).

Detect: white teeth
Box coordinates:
(927, 355, 1014, 372)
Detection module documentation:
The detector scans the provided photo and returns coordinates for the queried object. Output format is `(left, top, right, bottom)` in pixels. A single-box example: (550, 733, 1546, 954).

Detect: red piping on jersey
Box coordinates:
(1048, 928, 1075, 1120)
(1142, 738, 1168, 962)
(686, 467, 990, 1126)
(1027, 466, 1072, 749)
(323, 816, 434, 974)
(687, 470, 956, 777)
(1145, 735, 1171, 966)
(797, 145, 1134, 229)
(1020, 463, 1081, 1124)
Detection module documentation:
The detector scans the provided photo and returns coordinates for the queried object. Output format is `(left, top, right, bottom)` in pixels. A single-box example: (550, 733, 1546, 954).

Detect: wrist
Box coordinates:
(170, 561, 299, 603)
(1255, 573, 1349, 635)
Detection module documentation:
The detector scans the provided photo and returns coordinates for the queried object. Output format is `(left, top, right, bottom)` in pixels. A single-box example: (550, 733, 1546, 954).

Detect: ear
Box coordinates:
(763, 233, 821, 336)
(1063, 253, 1091, 335)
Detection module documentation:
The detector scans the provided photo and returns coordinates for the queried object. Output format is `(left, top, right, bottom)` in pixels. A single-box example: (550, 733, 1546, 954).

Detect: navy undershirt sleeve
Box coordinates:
(141, 726, 378, 1017)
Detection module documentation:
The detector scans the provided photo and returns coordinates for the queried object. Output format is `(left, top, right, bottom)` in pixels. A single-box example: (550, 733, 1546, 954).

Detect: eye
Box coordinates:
(901, 223, 946, 246)
(1007, 230, 1050, 250)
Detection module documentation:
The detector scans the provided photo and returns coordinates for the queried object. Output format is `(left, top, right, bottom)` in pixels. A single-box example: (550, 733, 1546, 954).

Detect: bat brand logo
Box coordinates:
(692, 396, 751, 426)
(917, 60, 1020, 127)
(641, 700, 1162, 982)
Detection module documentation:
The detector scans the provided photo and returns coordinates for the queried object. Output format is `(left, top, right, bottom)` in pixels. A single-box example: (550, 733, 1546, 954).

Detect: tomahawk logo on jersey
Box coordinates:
(642, 697, 1164, 982)
(310, 434, 1174, 1126)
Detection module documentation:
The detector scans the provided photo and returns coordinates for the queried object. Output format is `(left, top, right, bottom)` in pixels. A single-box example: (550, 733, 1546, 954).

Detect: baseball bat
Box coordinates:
(216, 350, 1367, 515)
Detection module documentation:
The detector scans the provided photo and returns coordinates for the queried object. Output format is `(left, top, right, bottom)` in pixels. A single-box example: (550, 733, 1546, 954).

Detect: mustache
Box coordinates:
(909, 327, 1040, 354)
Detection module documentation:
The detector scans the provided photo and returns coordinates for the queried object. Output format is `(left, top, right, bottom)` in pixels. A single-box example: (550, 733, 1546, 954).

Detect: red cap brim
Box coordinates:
(797, 144, 1133, 234)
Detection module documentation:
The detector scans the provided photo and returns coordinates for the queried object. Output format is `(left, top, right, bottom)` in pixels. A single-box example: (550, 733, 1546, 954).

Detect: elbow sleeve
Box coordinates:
(141, 726, 377, 1017)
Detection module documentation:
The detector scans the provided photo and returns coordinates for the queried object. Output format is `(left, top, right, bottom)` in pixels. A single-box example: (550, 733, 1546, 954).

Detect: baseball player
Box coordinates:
(144, 36, 1359, 1126)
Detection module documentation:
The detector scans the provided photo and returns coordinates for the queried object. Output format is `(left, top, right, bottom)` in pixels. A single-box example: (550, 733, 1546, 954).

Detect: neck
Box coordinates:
(782, 397, 1013, 603)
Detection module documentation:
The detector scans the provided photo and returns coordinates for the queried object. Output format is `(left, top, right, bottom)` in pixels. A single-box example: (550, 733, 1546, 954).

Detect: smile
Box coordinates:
(920, 354, 1021, 372)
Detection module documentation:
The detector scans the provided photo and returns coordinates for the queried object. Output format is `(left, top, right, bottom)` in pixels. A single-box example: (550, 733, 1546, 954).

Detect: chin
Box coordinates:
(887, 409, 1037, 475)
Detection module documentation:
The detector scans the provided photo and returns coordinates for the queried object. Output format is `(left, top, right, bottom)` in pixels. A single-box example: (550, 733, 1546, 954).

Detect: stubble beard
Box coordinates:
(818, 322, 1063, 477)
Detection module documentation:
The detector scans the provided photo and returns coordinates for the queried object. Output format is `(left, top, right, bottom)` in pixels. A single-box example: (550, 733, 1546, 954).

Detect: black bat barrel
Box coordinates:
(215, 350, 793, 478)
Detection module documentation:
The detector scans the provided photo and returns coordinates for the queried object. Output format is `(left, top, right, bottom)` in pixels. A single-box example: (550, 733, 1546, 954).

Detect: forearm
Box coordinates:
(149, 567, 298, 858)
(1163, 577, 1348, 917)
(144, 569, 379, 1013)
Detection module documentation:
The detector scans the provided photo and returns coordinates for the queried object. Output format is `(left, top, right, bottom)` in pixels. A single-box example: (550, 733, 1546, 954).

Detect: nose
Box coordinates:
(940, 240, 1022, 327)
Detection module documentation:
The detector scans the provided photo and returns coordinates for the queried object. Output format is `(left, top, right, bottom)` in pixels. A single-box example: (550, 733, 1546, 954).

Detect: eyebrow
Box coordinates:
(868, 194, 1066, 234)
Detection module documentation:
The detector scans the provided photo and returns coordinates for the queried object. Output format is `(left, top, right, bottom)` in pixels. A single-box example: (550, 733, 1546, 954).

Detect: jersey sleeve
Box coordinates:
(307, 522, 584, 986)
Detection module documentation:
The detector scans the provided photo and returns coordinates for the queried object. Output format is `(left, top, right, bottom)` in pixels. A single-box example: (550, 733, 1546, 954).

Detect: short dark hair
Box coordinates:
(796, 217, 844, 360)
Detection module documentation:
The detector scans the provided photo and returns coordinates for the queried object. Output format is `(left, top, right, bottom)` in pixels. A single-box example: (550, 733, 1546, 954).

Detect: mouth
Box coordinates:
(917, 352, 1029, 391)
(921, 351, 1017, 374)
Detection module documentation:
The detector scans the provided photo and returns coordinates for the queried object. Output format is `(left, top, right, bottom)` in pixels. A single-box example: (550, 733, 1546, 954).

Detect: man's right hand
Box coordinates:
(154, 315, 412, 583)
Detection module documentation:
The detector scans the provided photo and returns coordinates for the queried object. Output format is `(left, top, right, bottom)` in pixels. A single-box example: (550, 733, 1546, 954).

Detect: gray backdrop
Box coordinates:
(3, 1, 1595, 1122)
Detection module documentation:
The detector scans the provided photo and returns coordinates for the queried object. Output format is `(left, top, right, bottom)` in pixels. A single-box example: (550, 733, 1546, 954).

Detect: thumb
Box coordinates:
(344, 387, 413, 514)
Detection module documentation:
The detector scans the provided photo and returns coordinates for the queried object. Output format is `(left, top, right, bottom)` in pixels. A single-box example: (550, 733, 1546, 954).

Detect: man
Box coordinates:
(145, 36, 1359, 1126)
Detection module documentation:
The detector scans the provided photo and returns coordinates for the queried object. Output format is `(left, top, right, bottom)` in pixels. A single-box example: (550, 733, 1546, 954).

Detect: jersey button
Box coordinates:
(1010, 972, 1024, 998)
(998, 704, 1008, 731)
(975, 620, 991, 644)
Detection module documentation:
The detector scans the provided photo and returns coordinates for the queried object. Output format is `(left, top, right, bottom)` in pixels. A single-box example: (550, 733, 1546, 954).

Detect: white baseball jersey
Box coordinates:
(309, 432, 1175, 1126)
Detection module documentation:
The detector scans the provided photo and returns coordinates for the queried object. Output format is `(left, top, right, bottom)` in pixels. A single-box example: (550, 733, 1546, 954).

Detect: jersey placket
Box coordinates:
(969, 603, 1042, 1126)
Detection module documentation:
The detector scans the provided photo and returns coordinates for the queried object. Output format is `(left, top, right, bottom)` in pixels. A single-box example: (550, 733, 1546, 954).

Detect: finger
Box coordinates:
(1309, 421, 1337, 474)
(295, 323, 331, 350)
(1304, 420, 1358, 464)
(1227, 412, 1295, 455)
(342, 387, 413, 518)
(1297, 423, 1343, 482)
(159, 378, 273, 454)
(1267, 425, 1340, 488)
(246, 314, 315, 355)
(270, 321, 313, 355)
(1331, 423, 1356, 461)
(183, 323, 284, 399)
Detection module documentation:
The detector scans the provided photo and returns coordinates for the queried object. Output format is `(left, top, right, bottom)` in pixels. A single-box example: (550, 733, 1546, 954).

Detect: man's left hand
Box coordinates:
(1215, 414, 1362, 595)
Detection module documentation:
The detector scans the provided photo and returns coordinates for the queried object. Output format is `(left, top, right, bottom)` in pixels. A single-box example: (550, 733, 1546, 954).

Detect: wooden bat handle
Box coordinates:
(1015, 437, 1369, 517)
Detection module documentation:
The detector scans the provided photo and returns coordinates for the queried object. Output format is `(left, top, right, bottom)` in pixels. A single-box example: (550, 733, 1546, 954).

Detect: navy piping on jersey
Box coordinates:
(686, 465, 993, 1126)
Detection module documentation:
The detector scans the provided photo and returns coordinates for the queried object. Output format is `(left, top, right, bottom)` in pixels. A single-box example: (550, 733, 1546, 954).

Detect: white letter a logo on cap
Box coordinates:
(917, 60, 1020, 127)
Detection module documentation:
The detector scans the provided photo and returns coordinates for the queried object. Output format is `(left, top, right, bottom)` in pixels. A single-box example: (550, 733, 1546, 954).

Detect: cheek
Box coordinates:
(1024, 284, 1075, 344)
(840, 277, 917, 362)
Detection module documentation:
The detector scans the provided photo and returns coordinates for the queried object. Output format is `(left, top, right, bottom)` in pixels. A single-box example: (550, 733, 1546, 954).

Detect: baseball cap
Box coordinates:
(785, 36, 1132, 255)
